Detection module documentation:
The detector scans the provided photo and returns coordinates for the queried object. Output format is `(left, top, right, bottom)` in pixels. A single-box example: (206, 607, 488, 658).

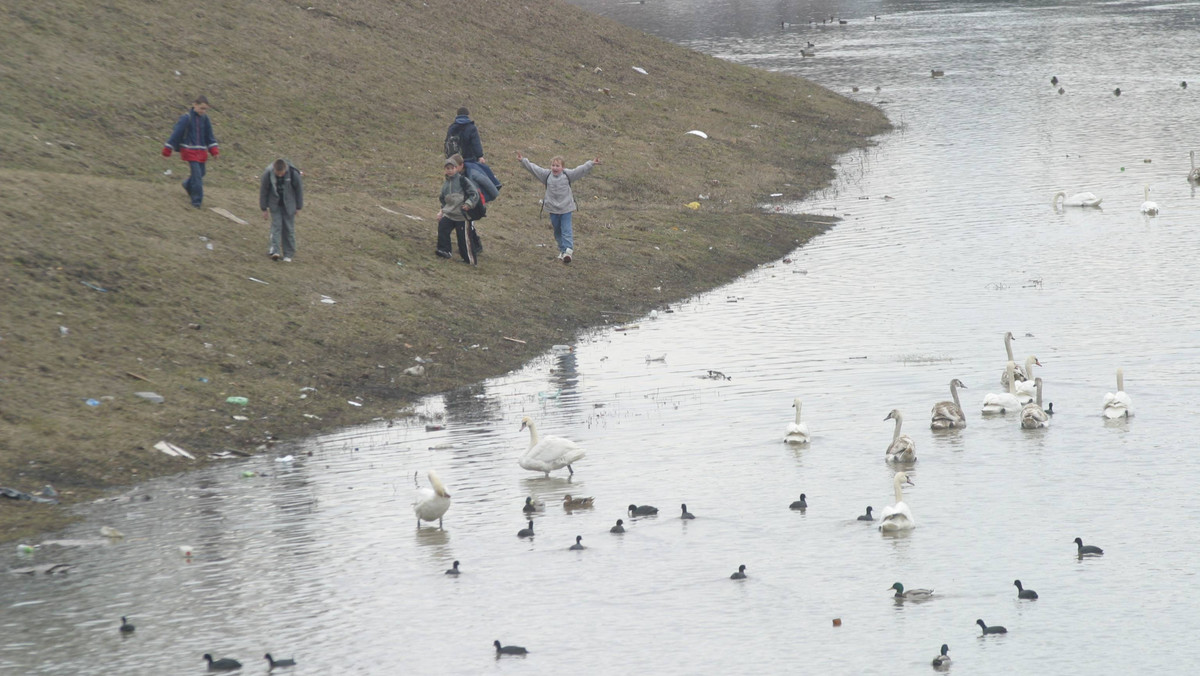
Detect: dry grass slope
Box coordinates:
(0, 0, 889, 540)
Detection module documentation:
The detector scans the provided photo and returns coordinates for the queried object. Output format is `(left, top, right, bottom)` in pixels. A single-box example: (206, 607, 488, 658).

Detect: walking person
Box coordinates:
(259, 159, 304, 262)
(516, 152, 601, 264)
(436, 157, 482, 265)
(445, 107, 501, 192)
(162, 95, 219, 208)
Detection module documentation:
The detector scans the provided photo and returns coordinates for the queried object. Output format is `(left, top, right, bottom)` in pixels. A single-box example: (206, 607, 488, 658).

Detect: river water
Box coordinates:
(5, 1, 1200, 673)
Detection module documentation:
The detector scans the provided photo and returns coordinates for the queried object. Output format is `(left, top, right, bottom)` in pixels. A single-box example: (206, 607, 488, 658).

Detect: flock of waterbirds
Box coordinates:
(110, 615, 294, 671)
(411, 331, 1123, 664)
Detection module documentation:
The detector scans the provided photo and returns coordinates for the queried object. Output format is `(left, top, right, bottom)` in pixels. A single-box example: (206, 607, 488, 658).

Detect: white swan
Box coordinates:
(884, 409, 916, 462)
(1102, 367, 1133, 419)
(1014, 355, 1042, 404)
(413, 470, 451, 529)
(784, 397, 811, 444)
(1189, 151, 1200, 183)
(931, 379, 967, 429)
(1000, 331, 1028, 389)
(879, 471, 915, 531)
(1140, 185, 1159, 215)
(982, 361, 1024, 414)
(519, 417, 586, 477)
(1020, 378, 1050, 429)
(1053, 191, 1103, 208)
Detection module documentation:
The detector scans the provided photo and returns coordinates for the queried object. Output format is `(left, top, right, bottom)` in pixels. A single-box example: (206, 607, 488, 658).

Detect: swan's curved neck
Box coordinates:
(1024, 356, 1037, 380)
(1035, 379, 1043, 408)
(893, 475, 906, 503)
(1145, 186, 1150, 202)
(525, 422, 540, 446)
(1006, 361, 1017, 394)
(891, 413, 903, 442)
(1116, 368, 1124, 393)
(794, 401, 803, 424)
(1053, 191, 1065, 206)
(950, 381, 961, 409)
(1004, 332, 1015, 361)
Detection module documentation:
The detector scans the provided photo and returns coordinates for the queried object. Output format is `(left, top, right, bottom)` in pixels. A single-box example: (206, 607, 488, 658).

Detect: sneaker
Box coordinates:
(562, 248, 573, 265)
(282, 257, 292, 263)
(556, 252, 565, 260)
(436, 250, 453, 259)
(270, 253, 281, 261)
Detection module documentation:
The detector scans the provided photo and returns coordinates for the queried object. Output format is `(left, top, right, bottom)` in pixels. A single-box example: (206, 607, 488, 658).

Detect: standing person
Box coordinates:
(162, 95, 219, 208)
(436, 157, 482, 265)
(445, 107, 501, 191)
(516, 152, 601, 264)
(259, 159, 304, 262)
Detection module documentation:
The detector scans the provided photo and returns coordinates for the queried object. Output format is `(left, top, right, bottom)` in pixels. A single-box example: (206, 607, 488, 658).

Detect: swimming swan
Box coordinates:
(1000, 331, 1028, 389)
(879, 472, 915, 531)
(1014, 355, 1042, 403)
(1053, 191, 1102, 208)
(519, 417, 586, 477)
(784, 398, 811, 444)
(982, 362, 1023, 414)
(1102, 367, 1133, 418)
(413, 470, 451, 529)
(931, 379, 967, 429)
(1190, 151, 1200, 183)
(1140, 185, 1159, 215)
(1020, 378, 1050, 429)
(884, 409, 916, 462)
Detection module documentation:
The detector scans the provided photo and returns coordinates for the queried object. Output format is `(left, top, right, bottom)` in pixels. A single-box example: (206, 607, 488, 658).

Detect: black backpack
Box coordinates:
(444, 126, 465, 159)
(457, 174, 487, 221)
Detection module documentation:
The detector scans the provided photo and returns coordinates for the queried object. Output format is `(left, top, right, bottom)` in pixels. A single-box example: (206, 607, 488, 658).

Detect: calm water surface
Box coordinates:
(5, 1, 1200, 673)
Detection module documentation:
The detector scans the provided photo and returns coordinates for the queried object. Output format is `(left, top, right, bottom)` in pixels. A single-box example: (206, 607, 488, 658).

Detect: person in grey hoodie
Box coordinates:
(517, 152, 601, 264)
(259, 159, 304, 262)
(436, 157, 482, 265)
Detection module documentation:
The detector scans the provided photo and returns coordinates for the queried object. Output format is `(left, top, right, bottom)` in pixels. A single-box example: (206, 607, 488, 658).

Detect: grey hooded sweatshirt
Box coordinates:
(519, 158, 594, 214)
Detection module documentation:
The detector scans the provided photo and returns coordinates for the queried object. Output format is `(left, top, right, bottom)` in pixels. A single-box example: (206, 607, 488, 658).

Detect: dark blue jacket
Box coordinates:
(164, 109, 219, 162)
(446, 115, 484, 162)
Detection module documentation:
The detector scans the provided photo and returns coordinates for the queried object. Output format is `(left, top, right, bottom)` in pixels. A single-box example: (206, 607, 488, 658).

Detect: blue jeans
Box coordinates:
(183, 161, 206, 206)
(549, 211, 574, 253)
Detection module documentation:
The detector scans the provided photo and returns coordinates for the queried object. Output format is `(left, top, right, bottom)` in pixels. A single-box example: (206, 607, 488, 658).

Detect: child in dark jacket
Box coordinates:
(436, 157, 482, 265)
(162, 95, 220, 208)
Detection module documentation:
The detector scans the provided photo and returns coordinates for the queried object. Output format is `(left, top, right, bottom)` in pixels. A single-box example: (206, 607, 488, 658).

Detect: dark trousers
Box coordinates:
(183, 161, 206, 206)
(437, 217, 482, 263)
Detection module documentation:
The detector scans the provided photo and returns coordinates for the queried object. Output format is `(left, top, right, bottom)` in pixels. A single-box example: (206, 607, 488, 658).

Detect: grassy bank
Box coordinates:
(0, 0, 890, 541)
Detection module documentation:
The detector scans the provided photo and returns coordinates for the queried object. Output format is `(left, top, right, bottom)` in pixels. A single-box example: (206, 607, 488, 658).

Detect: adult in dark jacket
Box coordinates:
(446, 107, 501, 190)
(259, 159, 304, 262)
(162, 95, 219, 208)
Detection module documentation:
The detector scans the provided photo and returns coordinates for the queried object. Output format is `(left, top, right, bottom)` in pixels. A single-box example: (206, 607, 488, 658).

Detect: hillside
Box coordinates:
(0, 0, 890, 540)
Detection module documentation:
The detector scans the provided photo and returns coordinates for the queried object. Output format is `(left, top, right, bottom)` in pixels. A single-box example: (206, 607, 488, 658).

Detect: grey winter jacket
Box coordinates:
(259, 163, 304, 215)
(519, 158, 594, 214)
(439, 172, 480, 222)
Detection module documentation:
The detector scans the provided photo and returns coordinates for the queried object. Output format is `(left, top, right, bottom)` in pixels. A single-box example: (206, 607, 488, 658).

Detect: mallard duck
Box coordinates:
(522, 496, 545, 513)
(890, 582, 934, 600)
(932, 644, 951, 668)
(1014, 579, 1038, 599)
(562, 494, 594, 509)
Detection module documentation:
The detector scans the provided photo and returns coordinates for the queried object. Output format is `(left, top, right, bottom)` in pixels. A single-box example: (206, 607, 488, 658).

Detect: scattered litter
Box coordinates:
(551, 344, 573, 354)
(686, 201, 701, 210)
(59, 326, 69, 336)
(706, 370, 732, 381)
(320, 295, 336, 304)
(208, 450, 244, 460)
(241, 470, 257, 478)
(302, 413, 321, 420)
(164, 169, 173, 176)
(646, 354, 666, 363)
(649, 310, 659, 319)
(833, 618, 842, 627)
(197, 377, 209, 383)
(80, 281, 108, 292)
(429, 443, 457, 450)
(179, 545, 194, 557)
(615, 325, 640, 332)
(153, 441, 196, 460)
(685, 130, 708, 139)
(300, 386, 317, 392)
(275, 455, 295, 463)
(1, 486, 59, 504)
(209, 207, 248, 225)
(232, 415, 249, 421)
(16, 544, 35, 555)
(378, 205, 400, 215)
(425, 424, 445, 432)
(593, 66, 603, 73)
(85, 398, 101, 407)
(403, 214, 423, 221)
(134, 391, 164, 404)
(126, 371, 152, 382)
(347, 400, 363, 407)
(503, 336, 527, 344)
(248, 277, 269, 285)
(538, 389, 561, 399)
(632, 66, 649, 75)
(205, 242, 214, 250)
(770, 193, 784, 197)
(225, 396, 249, 406)
(100, 526, 125, 539)
(403, 365, 425, 377)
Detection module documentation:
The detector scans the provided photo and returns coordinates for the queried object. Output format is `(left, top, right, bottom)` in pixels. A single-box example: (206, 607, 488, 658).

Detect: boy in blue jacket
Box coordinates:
(162, 95, 220, 208)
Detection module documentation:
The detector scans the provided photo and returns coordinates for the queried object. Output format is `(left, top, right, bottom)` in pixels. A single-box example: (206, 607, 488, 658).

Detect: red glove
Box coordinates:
(209, 147, 219, 158)
(162, 147, 172, 157)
